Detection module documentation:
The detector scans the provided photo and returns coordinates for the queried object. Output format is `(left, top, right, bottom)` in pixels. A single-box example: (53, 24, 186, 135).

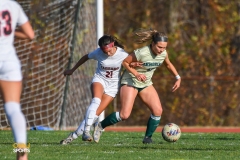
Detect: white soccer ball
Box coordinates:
(162, 123, 181, 142)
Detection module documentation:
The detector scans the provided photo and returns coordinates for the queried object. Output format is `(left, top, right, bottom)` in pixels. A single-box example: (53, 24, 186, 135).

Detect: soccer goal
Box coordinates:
(0, 0, 97, 130)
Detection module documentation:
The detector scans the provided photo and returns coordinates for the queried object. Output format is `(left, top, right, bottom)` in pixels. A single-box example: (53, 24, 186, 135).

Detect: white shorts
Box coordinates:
(92, 74, 119, 97)
(0, 58, 22, 81)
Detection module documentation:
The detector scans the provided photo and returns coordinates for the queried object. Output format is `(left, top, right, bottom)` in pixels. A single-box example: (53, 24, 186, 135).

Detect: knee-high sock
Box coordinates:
(145, 114, 161, 137)
(75, 120, 85, 136)
(101, 112, 122, 129)
(84, 97, 101, 132)
(4, 102, 27, 144)
(75, 115, 99, 136)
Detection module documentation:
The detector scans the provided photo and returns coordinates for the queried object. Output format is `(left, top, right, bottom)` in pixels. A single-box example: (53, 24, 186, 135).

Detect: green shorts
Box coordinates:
(120, 84, 147, 92)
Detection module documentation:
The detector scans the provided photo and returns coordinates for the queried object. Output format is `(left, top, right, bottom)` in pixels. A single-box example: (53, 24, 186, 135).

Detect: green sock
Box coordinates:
(101, 112, 122, 129)
(145, 115, 161, 137)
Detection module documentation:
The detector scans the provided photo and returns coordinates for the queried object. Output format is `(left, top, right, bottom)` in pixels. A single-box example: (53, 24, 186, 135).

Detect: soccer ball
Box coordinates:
(162, 123, 181, 142)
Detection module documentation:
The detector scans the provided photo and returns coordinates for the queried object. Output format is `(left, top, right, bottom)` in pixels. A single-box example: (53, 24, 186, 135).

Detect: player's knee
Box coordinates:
(119, 112, 130, 120)
(153, 107, 162, 116)
(159, 107, 163, 115)
(92, 97, 101, 105)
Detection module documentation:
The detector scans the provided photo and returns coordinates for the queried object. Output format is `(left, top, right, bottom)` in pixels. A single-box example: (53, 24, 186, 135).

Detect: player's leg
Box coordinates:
(82, 82, 103, 141)
(0, 80, 22, 102)
(2, 81, 24, 141)
(60, 93, 114, 144)
(60, 120, 85, 144)
(96, 94, 114, 116)
(100, 85, 137, 128)
(92, 93, 114, 141)
(92, 80, 118, 142)
(93, 93, 114, 124)
(94, 85, 138, 143)
(76, 85, 114, 136)
(1, 81, 28, 159)
(138, 85, 162, 144)
(96, 85, 136, 128)
(75, 120, 85, 136)
(0, 61, 28, 159)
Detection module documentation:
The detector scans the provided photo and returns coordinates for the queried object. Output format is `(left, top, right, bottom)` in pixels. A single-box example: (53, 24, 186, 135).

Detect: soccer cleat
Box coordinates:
(93, 122, 103, 143)
(142, 136, 153, 144)
(82, 131, 93, 141)
(60, 132, 78, 145)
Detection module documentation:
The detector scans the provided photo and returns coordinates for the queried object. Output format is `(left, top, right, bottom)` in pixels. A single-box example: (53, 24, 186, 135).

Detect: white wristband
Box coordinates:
(176, 75, 181, 80)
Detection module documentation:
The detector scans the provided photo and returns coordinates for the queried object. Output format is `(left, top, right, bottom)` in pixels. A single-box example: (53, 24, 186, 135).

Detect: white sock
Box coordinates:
(75, 120, 85, 136)
(93, 115, 99, 124)
(116, 112, 122, 121)
(84, 97, 101, 132)
(4, 102, 26, 144)
(72, 132, 78, 139)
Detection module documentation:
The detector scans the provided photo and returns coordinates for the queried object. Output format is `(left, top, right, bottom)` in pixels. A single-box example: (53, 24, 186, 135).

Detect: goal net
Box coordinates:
(0, 0, 97, 130)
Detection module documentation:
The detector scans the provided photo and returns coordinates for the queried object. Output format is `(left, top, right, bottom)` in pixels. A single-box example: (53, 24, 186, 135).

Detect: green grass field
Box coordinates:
(0, 130, 240, 160)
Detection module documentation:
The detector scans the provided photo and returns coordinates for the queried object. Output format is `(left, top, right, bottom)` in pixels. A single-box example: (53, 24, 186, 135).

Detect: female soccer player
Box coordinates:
(0, 0, 34, 159)
(60, 35, 130, 144)
(94, 28, 181, 144)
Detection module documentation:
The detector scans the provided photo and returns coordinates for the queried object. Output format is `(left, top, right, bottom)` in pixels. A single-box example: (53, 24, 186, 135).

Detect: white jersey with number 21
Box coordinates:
(88, 47, 128, 82)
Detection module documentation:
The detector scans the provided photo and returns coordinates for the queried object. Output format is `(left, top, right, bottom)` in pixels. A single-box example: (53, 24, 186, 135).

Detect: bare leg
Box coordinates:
(119, 85, 138, 120)
(96, 94, 114, 116)
(139, 85, 162, 142)
(138, 85, 162, 116)
(0, 80, 27, 160)
(0, 80, 21, 102)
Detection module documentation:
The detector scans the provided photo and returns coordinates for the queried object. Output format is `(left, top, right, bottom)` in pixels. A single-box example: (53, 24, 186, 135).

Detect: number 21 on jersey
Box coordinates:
(106, 71, 113, 78)
(0, 10, 12, 36)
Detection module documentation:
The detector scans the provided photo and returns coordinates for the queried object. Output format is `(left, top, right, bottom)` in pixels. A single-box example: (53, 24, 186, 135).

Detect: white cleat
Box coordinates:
(93, 122, 103, 143)
(82, 131, 93, 141)
(60, 132, 78, 145)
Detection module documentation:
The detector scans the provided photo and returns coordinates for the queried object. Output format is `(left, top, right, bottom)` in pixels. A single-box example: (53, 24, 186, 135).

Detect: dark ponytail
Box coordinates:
(98, 35, 124, 49)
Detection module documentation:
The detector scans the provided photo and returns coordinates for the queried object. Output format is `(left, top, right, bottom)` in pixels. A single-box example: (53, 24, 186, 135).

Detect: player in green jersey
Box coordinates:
(94, 28, 181, 144)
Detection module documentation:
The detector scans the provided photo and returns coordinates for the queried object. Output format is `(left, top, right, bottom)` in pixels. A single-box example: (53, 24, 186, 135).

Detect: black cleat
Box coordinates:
(142, 136, 153, 144)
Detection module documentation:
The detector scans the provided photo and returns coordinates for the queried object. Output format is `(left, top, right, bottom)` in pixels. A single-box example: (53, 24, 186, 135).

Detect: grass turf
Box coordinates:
(0, 130, 240, 159)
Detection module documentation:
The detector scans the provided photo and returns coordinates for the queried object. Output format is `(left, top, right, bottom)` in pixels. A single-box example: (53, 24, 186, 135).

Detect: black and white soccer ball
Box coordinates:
(162, 123, 181, 142)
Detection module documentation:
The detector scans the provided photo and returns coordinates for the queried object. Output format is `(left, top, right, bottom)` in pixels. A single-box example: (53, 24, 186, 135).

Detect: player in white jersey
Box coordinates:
(0, 0, 34, 160)
(94, 28, 181, 144)
(60, 34, 129, 144)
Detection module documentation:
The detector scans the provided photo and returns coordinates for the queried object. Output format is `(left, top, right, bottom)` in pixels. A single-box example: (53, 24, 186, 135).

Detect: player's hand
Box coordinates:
(129, 62, 143, 68)
(135, 73, 147, 82)
(172, 79, 181, 92)
(63, 69, 73, 76)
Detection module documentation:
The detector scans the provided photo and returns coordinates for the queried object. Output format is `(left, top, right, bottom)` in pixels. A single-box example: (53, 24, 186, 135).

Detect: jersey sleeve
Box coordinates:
(134, 46, 150, 61)
(119, 48, 129, 59)
(16, 2, 28, 25)
(134, 48, 142, 61)
(123, 51, 129, 58)
(88, 48, 100, 60)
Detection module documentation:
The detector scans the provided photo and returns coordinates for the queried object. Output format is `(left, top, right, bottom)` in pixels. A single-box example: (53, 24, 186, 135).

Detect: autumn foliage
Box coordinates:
(104, 0, 240, 126)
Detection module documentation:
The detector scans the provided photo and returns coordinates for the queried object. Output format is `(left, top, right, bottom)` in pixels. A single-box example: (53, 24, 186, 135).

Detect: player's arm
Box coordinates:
(129, 61, 143, 68)
(15, 21, 34, 40)
(64, 54, 89, 76)
(122, 53, 146, 82)
(120, 61, 143, 77)
(163, 53, 181, 92)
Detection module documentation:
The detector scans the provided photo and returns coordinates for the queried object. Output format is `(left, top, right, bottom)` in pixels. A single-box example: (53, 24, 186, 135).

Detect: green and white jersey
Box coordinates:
(121, 45, 167, 88)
